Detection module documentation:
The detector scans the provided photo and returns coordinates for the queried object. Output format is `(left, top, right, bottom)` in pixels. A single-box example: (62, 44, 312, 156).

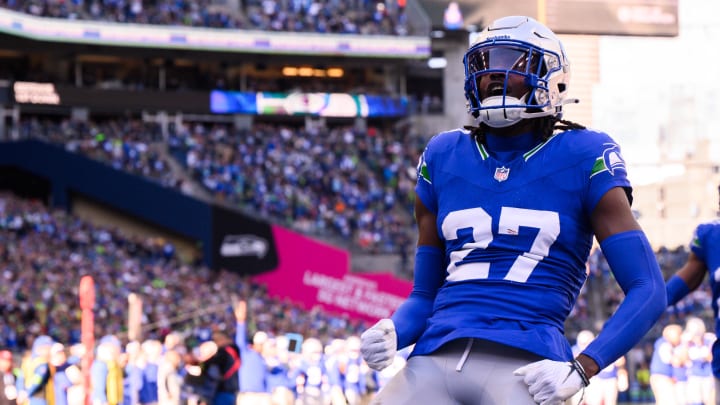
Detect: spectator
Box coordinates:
(90, 336, 124, 405)
(20, 336, 54, 405)
(684, 317, 714, 405)
(138, 340, 162, 405)
(156, 350, 182, 405)
(49, 344, 73, 405)
(0, 350, 17, 405)
(649, 324, 682, 405)
(203, 333, 240, 405)
(233, 300, 270, 405)
(122, 342, 143, 405)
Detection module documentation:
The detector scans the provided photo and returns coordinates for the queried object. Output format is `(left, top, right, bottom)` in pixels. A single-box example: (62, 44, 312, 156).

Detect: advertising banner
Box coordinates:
(210, 90, 408, 118)
(253, 225, 412, 324)
(8, 81, 210, 113)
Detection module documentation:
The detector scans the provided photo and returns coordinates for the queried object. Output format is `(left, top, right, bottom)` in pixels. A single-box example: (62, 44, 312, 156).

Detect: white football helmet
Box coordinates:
(464, 16, 574, 128)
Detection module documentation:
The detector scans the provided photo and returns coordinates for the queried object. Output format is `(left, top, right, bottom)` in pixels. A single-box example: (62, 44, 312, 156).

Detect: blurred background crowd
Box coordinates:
(16, 117, 421, 257)
(0, 0, 410, 35)
(0, 193, 715, 405)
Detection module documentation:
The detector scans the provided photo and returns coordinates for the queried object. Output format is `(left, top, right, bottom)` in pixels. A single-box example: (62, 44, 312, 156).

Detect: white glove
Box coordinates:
(513, 359, 589, 405)
(360, 318, 397, 371)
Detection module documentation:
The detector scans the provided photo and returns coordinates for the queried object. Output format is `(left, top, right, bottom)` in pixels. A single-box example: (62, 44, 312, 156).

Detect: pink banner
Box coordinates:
(253, 226, 412, 324)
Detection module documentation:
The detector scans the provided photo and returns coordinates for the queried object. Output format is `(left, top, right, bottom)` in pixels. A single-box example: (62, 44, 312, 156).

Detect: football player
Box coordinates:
(665, 186, 720, 405)
(360, 15, 666, 405)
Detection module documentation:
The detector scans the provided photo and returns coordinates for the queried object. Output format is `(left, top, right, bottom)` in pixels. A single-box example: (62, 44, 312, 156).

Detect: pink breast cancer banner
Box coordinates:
(253, 225, 412, 324)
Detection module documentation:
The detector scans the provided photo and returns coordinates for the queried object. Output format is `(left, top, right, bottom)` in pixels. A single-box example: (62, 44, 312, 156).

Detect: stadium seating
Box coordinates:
(0, 193, 367, 349)
(0, 0, 409, 35)
(18, 116, 422, 255)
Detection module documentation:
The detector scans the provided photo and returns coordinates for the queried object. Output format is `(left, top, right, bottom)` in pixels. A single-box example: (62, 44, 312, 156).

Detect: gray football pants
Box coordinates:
(372, 338, 544, 405)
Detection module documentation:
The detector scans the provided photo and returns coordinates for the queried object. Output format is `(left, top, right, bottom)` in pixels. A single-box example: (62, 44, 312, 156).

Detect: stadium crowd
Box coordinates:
(0, 0, 409, 35)
(16, 116, 422, 256)
(0, 192, 715, 405)
(17, 118, 189, 193)
(0, 194, 366, 349)
(168, 121, 420, 254)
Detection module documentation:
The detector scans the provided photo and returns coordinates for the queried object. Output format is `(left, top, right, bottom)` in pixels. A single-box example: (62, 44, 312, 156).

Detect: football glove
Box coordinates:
(513, 359, 590, 405)
(360, 318, 397, 371)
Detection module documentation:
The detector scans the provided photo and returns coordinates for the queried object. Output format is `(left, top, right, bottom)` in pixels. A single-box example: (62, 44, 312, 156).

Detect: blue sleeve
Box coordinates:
(235, 322, 249, 355)
(666, 275, 691, 307)
(91, 361, 109, 403)
(690, 224, 707, 260)
(391, 245, 445, 349)
(581, 230, 666, 370)
(25, 363, 49, 397)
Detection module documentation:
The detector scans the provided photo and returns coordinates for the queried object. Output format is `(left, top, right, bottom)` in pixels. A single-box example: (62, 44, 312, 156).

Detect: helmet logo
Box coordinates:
(494, 166, 511, 182)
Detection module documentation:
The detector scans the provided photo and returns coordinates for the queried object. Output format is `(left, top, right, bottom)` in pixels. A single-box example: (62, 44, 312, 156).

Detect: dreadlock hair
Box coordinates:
(464, 116, 586, 146)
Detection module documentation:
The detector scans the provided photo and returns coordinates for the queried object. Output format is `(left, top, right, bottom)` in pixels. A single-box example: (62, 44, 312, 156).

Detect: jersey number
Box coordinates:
(441, 207, 560, 282)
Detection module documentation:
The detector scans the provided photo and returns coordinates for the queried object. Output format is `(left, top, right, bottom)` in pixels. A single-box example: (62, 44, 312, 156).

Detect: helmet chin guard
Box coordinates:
(477, 95, 526, 128)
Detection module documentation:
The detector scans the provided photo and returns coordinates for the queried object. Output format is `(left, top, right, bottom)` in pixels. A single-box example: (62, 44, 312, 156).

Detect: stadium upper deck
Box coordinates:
(0, 0, 409, 35)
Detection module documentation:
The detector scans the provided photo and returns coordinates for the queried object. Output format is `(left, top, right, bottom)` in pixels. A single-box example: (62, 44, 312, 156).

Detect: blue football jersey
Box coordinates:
(688, 220, 720, 377)
(413, 128, 631, 361)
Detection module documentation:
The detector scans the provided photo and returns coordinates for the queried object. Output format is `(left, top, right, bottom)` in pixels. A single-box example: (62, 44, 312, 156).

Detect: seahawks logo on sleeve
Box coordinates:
(691, 230, 701, 249)
(590, 143, 627, 178)
(417, 153, 432, 184)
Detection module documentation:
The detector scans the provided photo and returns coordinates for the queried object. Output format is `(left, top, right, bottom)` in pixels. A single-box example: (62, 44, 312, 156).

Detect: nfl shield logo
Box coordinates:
(494, 166, 510, 182)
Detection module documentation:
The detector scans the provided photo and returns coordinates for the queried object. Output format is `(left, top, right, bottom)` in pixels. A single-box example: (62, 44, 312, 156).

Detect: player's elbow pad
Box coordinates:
(391, 245, 445, 349)
(583, 230, 666, 369)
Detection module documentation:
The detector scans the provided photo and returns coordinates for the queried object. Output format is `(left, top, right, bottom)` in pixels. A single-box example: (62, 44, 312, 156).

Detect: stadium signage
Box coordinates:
(13, 81, 61, 105)
(254, 226, 412, 323)
(219, 234, 269, 258)
(211, 90, 408, 118)
(0, 8, 430, 58)
(212, 205, 279, 274)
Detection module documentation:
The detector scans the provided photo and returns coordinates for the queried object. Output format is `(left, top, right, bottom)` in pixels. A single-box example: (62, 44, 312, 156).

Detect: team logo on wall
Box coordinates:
(212, 204, 278, 275)
(220, 234, 269, 258)
(494, 166, 510, 182)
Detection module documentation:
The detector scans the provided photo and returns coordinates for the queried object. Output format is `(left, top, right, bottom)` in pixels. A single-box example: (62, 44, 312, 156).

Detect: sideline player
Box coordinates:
(665, 187, 720, 405)
(360, 15, 666, 405)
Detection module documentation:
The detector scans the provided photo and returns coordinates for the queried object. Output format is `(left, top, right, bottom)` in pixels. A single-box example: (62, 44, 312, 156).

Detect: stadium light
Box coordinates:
(427, 57, 447, 69)
(282, 66, 298, 76)
(326, 68, 344, 78)
(298, 67, 314, 77)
